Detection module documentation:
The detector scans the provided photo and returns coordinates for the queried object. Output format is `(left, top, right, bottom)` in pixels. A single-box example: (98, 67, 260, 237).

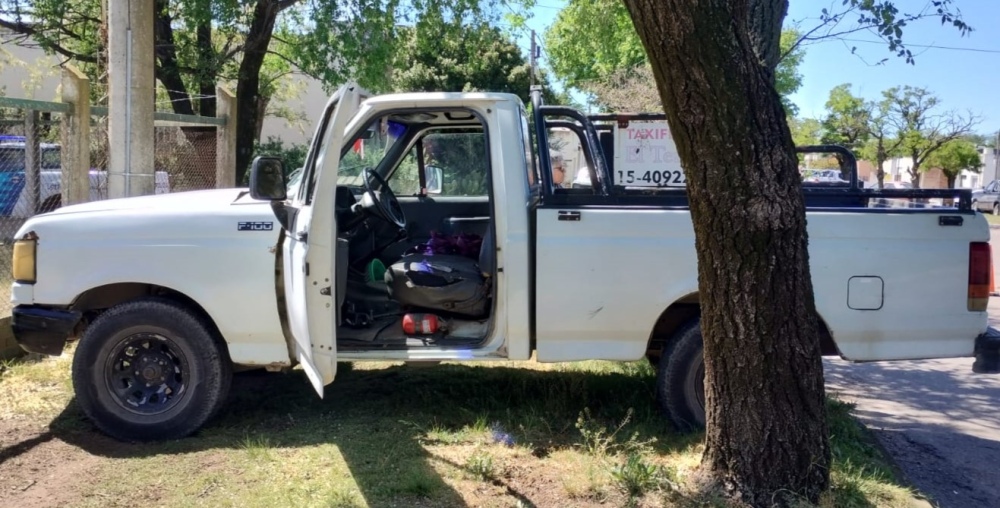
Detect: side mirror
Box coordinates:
(249, 156, 287, 201)
(425, 166, 443, 195)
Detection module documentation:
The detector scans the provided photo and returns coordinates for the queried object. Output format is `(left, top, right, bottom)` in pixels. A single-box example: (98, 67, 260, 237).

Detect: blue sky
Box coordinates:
(517, 0, 1000, 136)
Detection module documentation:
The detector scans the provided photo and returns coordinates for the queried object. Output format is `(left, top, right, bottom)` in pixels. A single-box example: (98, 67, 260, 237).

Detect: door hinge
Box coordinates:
(319, 286, 331, 296)
(304, 262, 310, 276)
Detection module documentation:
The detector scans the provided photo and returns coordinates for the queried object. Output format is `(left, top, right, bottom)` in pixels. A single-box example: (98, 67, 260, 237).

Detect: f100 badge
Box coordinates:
(238, 221, 273, 231)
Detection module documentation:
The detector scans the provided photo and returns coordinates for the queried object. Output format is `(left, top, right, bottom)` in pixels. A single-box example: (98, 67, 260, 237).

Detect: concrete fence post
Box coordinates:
(216, 85, 237, 188)
(108, 0, 155, 198)
(23, 110, 40, 214)
(61, 65, 90, 206)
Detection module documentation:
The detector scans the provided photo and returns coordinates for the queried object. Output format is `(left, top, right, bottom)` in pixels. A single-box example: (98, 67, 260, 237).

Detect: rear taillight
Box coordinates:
(969, 242, 992, 311)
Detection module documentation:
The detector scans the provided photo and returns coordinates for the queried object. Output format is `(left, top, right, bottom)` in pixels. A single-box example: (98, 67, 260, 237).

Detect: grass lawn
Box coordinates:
(1, 344, 922, 508)
(983, 213, 1000, 226)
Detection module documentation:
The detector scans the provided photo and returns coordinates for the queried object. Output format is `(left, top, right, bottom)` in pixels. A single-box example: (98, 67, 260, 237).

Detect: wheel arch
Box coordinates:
(70, 282, 228, 351)
(644, 293, 840, 364)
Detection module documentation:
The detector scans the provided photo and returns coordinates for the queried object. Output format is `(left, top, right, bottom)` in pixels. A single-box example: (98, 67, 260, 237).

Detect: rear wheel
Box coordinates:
(655, 319, 705, 432)
(994, 202, 999, 215)
(72, 297, 232, 441)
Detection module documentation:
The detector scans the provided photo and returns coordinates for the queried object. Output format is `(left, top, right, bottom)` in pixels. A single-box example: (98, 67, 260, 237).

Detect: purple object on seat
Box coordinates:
(406, 231, 483, 259)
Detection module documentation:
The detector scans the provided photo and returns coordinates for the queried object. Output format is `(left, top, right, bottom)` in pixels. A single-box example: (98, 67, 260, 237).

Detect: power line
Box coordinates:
(837, 37, 1000, 54)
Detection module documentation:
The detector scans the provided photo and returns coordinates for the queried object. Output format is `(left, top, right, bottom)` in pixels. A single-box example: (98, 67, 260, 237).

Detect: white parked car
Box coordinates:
(9, 85, 999, 441)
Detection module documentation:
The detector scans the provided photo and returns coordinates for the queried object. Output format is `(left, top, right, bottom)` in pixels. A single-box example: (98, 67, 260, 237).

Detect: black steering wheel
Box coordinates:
(361, 167, 407, 229)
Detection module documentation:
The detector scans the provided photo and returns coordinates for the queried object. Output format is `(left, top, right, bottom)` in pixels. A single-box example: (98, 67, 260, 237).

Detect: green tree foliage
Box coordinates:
(544, 0, 646, 90)
(390, 19, 565, 106)
(887, 85, 980, 187)
(859, 92, 905, 188)
(789, 117, 822, 147)
(821, 84, 870, 152)
(927, 139, 982, 188)
(544, 0, 805, 113)
(0, 0, 520, 183)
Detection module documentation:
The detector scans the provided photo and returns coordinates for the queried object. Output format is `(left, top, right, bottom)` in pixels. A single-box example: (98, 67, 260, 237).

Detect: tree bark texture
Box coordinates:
(153, 0, 216, 188)
(620, 0, 830, 505)
(234, 0, 284, 185)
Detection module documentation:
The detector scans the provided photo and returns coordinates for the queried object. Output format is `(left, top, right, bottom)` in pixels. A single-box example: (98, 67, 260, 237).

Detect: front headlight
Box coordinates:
(12, 233, 37, 283)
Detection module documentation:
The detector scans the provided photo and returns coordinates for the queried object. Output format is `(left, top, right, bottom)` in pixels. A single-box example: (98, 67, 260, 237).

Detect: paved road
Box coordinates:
(822, 226, 1000, 508)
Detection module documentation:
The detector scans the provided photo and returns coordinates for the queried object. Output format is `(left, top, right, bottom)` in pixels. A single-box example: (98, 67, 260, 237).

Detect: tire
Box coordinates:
(993, 202, 998, 216)
(655, 319, 705, 432)
(971, 200, 978, 212)
(72, 297, 232, 441)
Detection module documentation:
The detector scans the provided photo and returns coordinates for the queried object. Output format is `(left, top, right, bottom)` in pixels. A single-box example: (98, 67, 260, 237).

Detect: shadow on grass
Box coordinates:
(43, 361, 697, 507)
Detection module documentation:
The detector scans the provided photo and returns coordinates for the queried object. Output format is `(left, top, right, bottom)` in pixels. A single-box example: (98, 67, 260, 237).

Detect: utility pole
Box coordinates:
(108, 0, 154, 198)
(529, 30, 537, 87)
(994, 129, 999, 183)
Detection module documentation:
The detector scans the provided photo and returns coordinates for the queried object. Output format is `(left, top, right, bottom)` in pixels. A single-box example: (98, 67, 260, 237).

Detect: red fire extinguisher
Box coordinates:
(402, 313, 444, 335)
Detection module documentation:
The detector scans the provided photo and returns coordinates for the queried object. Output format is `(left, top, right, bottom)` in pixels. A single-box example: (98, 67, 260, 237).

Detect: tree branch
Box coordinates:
(0, 19, 97, 63)
(275, 0, 302, 12)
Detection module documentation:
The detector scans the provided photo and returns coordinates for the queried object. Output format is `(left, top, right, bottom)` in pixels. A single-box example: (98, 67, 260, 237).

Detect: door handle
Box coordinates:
(557, 210, 581, 221)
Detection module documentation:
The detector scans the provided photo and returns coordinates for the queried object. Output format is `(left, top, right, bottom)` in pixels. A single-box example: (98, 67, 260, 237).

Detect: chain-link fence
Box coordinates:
(86, 116, 220, 199)
(0, 106, 62, 317)
(0, 84, 234, 320)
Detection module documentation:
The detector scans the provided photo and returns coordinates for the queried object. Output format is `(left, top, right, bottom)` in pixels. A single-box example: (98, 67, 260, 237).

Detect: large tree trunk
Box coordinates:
(910, 152, 923, 188)
(620, 0, 830, 505)
(153, 0, 217, 189)
(234, 0, 285, 185)
(876, 144, 887, 188)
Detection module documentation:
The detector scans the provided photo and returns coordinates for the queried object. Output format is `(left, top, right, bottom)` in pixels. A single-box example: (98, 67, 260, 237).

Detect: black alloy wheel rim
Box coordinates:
(104, 333, 189, 415)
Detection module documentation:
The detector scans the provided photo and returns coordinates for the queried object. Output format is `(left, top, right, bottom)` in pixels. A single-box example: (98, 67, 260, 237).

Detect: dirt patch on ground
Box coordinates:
(0, 419, 99, 508)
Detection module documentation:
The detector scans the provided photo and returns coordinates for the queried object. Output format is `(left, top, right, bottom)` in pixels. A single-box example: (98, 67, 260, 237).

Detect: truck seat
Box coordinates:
(385, 222, 494, 318)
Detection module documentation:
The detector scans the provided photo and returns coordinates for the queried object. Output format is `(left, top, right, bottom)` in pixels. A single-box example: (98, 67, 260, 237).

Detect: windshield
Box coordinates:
(338, 119, 407, 187)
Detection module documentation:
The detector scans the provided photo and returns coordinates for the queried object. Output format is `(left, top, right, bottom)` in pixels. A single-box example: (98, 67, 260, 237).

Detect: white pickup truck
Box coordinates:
(9, 84, 1000, 441)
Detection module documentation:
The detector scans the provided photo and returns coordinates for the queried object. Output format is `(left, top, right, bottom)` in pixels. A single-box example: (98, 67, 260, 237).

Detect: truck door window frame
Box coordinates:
(530, 105, 612, 203)
(342, 107, 493, 199)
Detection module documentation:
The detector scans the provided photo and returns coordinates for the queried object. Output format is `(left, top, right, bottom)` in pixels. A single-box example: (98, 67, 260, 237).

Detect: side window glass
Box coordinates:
(390, 150, 421, 195)
(392, 128, 489, 197)
(41, 148, 61, 169)
(547, 126, 596, 193)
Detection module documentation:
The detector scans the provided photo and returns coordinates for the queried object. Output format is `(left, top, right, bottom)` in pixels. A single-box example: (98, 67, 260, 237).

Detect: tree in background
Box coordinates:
(544, 0, 805, 114)
(886, 85, 980, 188)
(616, 0, 971, 505)
(927, 138, 983, 189)
(860, 92, 905, 188)
(821, 84, 870, 153)
(390, 19, 566, 106)
(788, 117, 821, 147)
(0, 0, 519, 184)
(574, 64, 663, 113)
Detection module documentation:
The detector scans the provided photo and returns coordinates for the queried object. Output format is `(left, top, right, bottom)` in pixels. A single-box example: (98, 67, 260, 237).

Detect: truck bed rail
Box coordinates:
(536, 113, 972, 213)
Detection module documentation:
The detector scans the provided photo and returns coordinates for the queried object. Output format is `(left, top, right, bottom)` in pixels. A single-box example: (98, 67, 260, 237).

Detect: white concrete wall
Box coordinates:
(0, 33, 62, 100)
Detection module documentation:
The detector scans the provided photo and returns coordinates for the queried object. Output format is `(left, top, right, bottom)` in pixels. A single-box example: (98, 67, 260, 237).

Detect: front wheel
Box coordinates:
(655, 320, 705, 432)
(72, 297, 232, 441)
(993, 202, 999, 215)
